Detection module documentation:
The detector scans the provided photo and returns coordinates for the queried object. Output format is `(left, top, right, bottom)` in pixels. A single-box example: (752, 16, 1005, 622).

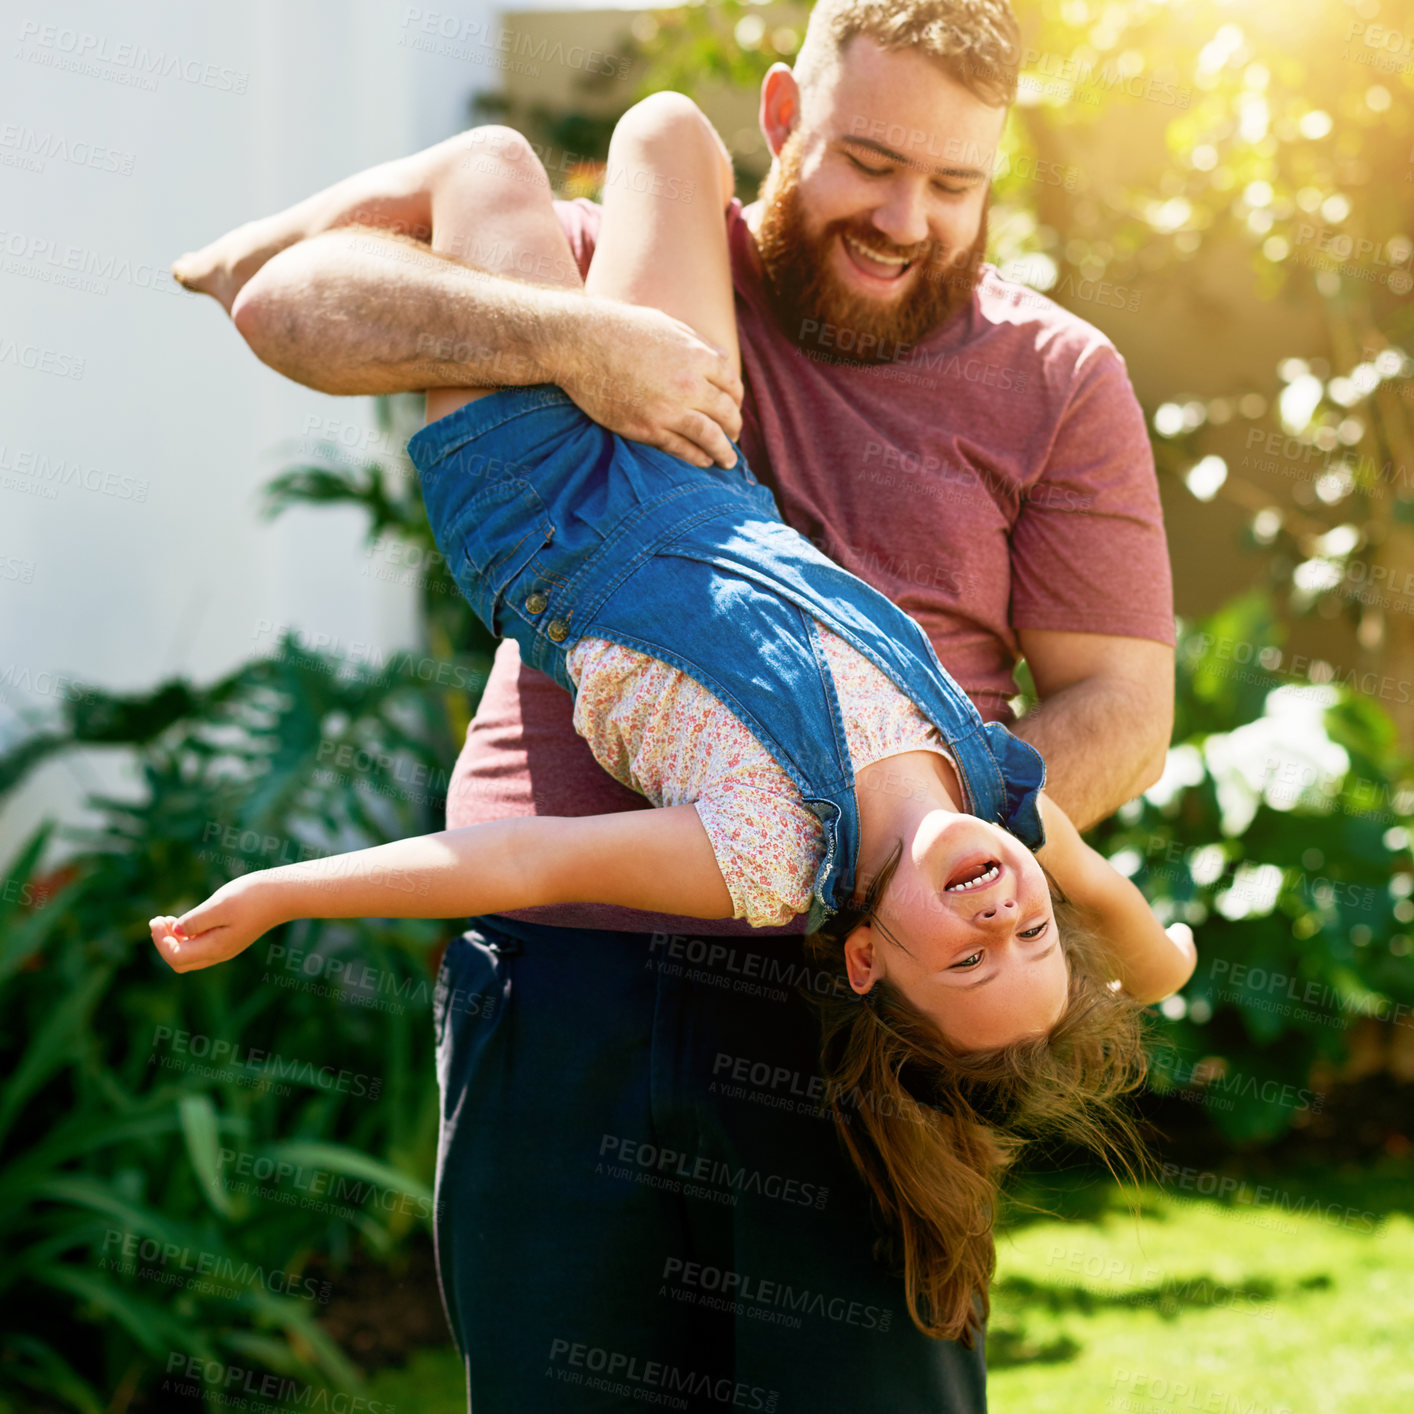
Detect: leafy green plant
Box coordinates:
(0, 399, 476, 1412)
(1091, 589, 1414, 1143)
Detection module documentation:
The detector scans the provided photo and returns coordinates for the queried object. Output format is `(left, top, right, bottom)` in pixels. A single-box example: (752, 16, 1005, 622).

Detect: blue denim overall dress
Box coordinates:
(408, 385, 1046, 933)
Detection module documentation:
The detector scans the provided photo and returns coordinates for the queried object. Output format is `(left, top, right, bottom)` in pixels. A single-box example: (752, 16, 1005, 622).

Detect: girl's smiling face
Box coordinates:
(842, 813, 1070, 1050)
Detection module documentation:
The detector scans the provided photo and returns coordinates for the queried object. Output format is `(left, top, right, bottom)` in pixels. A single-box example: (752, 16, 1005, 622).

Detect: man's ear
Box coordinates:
(841, 922, 881, 996)
(758, 62, 801, 157)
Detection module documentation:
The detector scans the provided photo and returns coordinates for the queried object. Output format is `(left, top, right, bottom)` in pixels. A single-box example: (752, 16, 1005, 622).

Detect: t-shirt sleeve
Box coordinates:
(1008, 344, 1175, 645)
(693, 791, 819, 929)
(553, 198, 603, 281)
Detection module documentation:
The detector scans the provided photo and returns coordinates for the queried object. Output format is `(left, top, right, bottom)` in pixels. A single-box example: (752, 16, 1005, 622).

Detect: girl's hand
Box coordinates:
(149, 874, 284, 974)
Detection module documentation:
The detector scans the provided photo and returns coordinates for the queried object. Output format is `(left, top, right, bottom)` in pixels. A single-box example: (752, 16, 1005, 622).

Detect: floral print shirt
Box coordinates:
(566, 620, 955, 926)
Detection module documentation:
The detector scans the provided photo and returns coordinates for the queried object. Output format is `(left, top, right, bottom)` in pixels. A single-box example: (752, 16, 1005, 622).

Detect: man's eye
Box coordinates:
(951, 951, 984, 970)
(847, 153, 890, 177)
(932, 180, 968, 197)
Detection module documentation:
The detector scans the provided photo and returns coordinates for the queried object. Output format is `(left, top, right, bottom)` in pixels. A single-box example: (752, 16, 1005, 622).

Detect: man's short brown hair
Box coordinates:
(795, 0, 1022, 107)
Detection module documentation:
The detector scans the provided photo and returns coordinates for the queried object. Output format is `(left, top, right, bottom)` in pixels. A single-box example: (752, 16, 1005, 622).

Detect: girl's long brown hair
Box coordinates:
(806, 875, 1153, 1346)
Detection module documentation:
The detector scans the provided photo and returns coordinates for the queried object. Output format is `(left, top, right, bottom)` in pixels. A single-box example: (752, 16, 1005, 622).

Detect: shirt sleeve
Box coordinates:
(693, 790, 820, 929)
(1008, 343, 1175, 645)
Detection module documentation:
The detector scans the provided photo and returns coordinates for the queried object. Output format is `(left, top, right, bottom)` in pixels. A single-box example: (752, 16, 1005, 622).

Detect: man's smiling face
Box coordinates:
(755, 36, 1007, 356)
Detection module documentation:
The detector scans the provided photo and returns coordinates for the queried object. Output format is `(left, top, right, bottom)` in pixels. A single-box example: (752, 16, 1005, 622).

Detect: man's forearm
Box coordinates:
(1010, 678, 1169, 831)
(230, 227, 585, 396)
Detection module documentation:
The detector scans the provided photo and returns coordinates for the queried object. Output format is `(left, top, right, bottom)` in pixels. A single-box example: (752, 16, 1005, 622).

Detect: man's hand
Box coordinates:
(556, 299, 744, 469)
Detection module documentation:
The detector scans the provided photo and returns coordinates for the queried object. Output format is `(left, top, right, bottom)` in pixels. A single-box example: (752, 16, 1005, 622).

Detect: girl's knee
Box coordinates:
(444, 125, 553, 196)
(612, 94, 734, 201)
(616, 92, 712, 152)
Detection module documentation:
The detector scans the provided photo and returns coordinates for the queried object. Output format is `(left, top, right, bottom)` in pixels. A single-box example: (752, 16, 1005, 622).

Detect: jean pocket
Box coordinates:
(446, 478, 556, 637)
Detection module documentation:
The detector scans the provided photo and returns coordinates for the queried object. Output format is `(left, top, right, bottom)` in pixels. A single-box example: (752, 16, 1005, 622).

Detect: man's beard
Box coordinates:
(754, 130, 988, 364)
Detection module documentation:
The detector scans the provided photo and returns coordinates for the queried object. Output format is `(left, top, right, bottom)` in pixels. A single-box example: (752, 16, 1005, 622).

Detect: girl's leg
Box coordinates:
(584, 94, 740, 382)
(419, 130, 585, 425)
(173, 126, 566, 315)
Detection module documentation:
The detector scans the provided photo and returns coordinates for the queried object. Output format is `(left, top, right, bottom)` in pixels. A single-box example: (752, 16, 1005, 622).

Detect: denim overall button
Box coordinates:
(524, 592, 548, 615)
(546, 618, 570, 642)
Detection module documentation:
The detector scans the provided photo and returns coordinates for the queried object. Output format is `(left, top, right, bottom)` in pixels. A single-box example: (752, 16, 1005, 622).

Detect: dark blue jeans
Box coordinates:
(431, 913, 988, 1413)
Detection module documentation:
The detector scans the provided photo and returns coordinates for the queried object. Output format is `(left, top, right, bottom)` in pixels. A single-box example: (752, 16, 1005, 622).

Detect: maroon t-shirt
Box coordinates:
(442, 197, 1174, 935)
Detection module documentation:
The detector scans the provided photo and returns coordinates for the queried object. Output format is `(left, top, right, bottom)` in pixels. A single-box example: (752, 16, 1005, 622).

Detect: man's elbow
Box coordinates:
(229, 276, 266, 348)
(231, 271, 298, 377)
(1133, 741, 1168, 796)
(230, 253, 340, 392)
(1131, 700, 1175, 796)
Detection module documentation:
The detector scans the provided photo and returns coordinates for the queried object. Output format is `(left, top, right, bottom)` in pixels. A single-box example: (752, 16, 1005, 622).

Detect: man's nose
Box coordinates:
(869, 182, 931, 248)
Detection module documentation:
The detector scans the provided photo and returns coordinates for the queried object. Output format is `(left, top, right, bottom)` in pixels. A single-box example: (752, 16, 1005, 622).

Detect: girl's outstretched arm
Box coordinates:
(149, 806, 735, 974)
(1035, 792, 1197, 1005)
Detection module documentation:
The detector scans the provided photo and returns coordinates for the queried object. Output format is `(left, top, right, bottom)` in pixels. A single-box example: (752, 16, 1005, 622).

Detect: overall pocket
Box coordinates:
(445, 478, 556, 638)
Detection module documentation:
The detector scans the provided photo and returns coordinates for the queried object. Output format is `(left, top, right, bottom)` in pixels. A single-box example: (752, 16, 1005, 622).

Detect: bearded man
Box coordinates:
(175, 2, 1174, 1407)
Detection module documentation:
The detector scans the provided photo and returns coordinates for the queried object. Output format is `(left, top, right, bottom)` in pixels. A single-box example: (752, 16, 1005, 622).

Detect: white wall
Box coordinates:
(0, 0, 528, 867)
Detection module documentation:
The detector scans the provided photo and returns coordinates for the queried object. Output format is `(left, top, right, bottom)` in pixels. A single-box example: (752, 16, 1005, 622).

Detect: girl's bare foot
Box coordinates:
(172, 218, 289, 315)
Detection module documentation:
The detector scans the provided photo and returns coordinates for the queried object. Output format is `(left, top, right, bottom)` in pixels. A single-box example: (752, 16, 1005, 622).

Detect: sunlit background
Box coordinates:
(2, 2, 1411, 1410)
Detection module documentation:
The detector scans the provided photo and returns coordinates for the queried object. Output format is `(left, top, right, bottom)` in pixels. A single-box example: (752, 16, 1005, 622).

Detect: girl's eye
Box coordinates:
(1018, 922, 1048, 940)
(951, 951, 984, 970)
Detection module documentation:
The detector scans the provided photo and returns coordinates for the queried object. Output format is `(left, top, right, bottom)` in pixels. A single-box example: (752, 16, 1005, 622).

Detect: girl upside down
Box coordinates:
(152, 93, 1194, 1343)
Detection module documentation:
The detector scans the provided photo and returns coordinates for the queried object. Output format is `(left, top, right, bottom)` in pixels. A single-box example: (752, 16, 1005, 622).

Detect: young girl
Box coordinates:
(154, 94, 1193, 1340)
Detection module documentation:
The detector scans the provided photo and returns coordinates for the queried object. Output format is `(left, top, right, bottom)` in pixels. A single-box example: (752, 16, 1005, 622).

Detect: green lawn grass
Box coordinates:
(364, 1161, 1414, 1413)
(989, 1160, 1414, 1414)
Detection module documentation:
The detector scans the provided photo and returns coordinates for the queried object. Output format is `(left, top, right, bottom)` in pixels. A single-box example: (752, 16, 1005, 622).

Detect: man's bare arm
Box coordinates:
(1010, 630, 1174, 831)
(175, 125, 744, 467)
(232, 227, 581, 396)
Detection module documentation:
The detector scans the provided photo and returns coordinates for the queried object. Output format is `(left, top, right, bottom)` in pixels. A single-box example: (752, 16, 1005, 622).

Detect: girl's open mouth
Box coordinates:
(945, 857, 1001, 893)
